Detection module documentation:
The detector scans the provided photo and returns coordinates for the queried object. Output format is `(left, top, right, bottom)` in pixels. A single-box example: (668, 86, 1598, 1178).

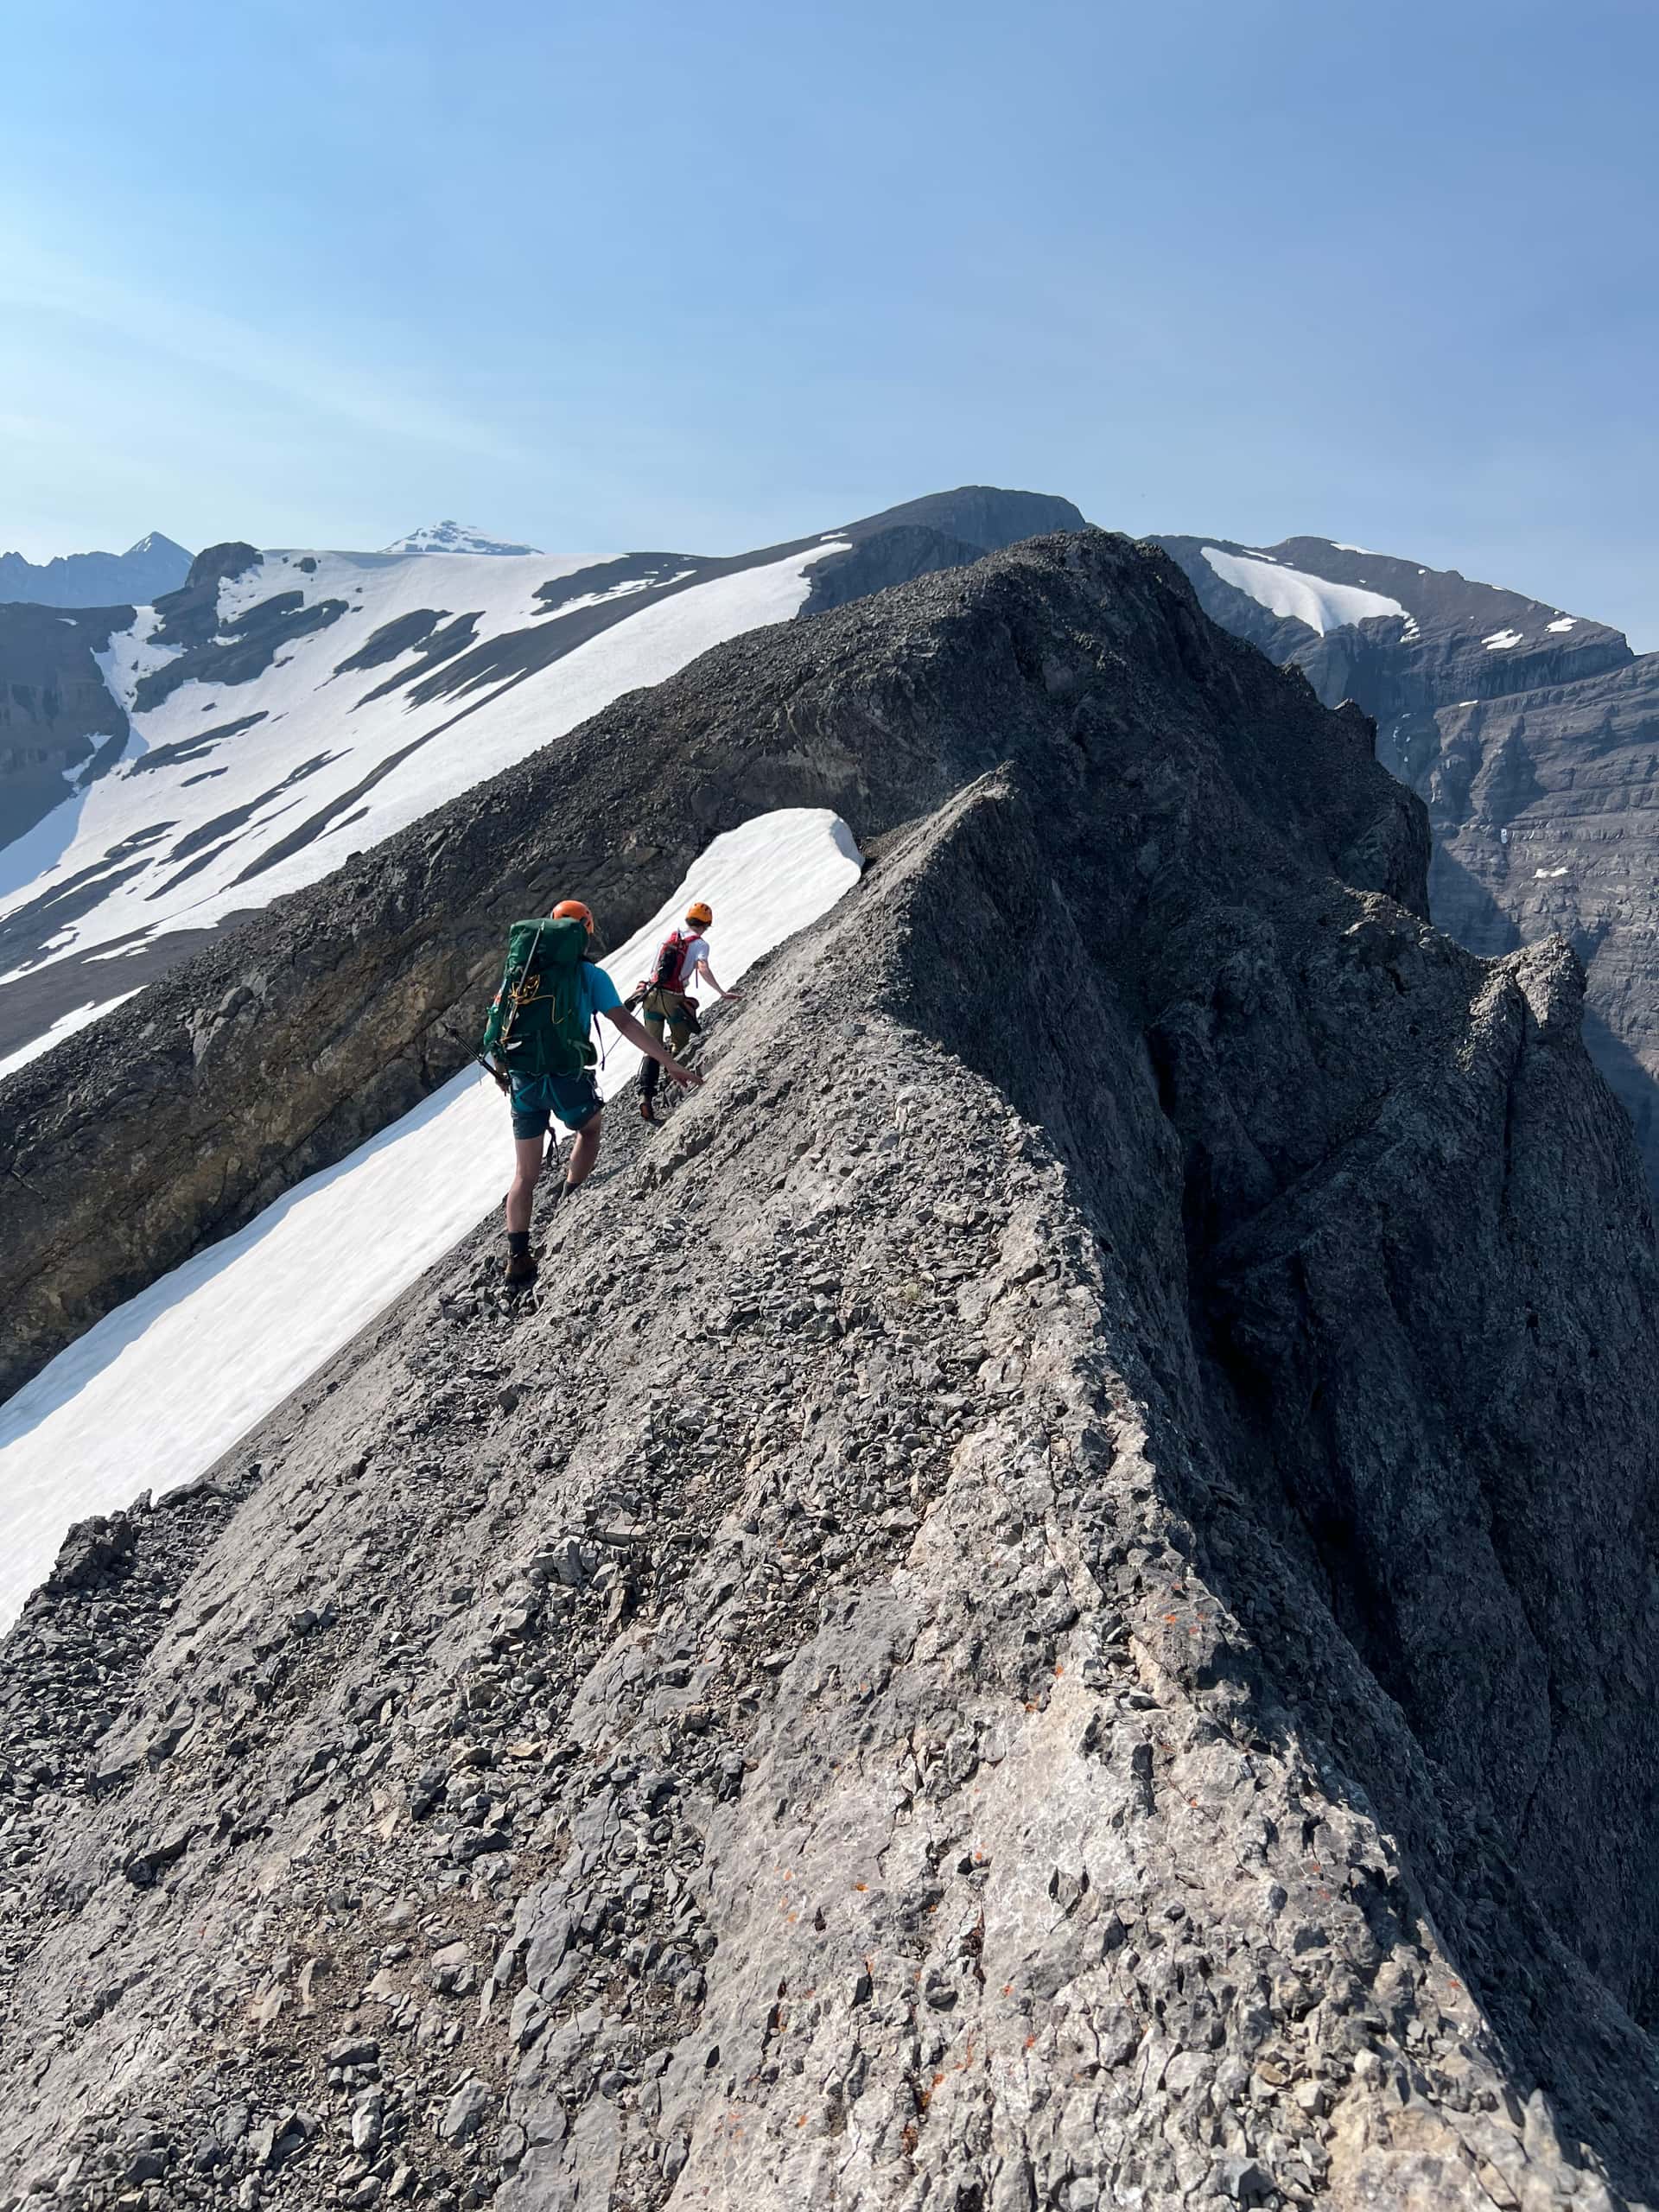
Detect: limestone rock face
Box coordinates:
(2, 531, 1658, 2209)
(1158, 531, 1659, 1193)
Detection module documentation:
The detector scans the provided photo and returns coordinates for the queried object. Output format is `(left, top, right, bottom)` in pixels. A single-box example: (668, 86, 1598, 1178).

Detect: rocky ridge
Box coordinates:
(0, 523, 1350, 1403)
(0, 485, 1081, 1069)
(3, 536, 1659, 2207)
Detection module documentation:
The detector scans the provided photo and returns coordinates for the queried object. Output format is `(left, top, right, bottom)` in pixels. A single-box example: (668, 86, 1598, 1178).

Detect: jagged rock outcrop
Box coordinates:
(2, 533, 1658, 2209)
(1157, 533, 1659, 1190)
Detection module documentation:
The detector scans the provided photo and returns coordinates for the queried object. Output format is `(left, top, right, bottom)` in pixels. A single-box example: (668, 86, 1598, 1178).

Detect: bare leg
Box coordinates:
(566, 1111, 603, 1189)
(505, 1134, 545, 1235)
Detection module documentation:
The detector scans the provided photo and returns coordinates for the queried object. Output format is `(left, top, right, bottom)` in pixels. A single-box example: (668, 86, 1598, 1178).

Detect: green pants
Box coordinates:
(639, 987, 693, 1100)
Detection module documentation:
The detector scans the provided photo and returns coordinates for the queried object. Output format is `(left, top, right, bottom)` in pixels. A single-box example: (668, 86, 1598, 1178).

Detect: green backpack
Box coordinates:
(480, 916, 598, 1079)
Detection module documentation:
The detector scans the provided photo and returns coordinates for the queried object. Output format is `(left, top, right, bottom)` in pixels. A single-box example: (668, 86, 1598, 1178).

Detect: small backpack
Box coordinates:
(480, 917, 597, 1078)
(650, 929, 695, 992)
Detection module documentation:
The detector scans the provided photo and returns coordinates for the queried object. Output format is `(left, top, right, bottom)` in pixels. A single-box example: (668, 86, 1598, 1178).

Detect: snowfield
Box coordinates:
(0, 809, 863, 1630)
(0, 537, 848, 1000)
(1201, 546, 1408, 636)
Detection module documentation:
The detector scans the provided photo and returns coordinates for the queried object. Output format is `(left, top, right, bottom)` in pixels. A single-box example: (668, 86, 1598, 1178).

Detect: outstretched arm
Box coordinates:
(601, 1005, 702, 1085)
(693, 957, 741, 1001)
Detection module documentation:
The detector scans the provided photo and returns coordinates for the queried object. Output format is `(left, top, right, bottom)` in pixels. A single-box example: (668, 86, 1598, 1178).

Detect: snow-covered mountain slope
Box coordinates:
(1197, 543, 1410, 636)
(382, 519, 542, 555)
(1158, 531, 1631, 704)
(0, 806, 861, 1631)
(0, 530, 192, 608)
(0, 538, 842, 1049)
(0, 486, 1082, 1067)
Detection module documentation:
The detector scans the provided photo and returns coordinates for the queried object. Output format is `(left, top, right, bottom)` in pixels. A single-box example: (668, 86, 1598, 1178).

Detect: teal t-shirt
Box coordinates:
(579, 960, 622, 1038)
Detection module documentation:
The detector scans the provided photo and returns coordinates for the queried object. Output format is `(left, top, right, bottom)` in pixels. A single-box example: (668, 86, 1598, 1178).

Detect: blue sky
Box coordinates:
(3, 0, 1656, 641)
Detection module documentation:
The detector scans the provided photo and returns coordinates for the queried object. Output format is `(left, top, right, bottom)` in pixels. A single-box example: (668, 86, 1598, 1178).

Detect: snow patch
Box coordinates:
(1483, 629, 1524, 651)
(0, 810, 863, 1630)
(92, 606, 178, 717)
(1201, 548, 1408, 637)
(538, 577, 660, 622)
(1535, 867, 1568, 879)
(86, 938, 156, 961)
(1547, 617, 1578, 633)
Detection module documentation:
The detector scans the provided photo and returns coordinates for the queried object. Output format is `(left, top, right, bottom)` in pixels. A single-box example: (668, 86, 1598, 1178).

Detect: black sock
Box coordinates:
(507, 1230, 531, 1256)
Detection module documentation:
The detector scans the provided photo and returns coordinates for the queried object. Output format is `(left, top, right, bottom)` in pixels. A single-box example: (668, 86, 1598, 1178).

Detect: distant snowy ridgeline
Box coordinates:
(1201, 546, 1408, 637)
(0, 537, 849, 997)
(0, 809, 864, 1630)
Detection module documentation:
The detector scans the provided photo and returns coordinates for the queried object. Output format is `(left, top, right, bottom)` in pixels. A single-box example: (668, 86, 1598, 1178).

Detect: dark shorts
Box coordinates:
(510, 1071, 602, 1141)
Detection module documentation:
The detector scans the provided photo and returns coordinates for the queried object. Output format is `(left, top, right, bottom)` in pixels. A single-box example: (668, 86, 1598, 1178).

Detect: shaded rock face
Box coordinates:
(0, 601, 135, 849)
(1158, 533, 1659, 1192)
(1405, 664, 1659, 1179)
(3, 531, 1659, 2206)
(0, 531, 1412, 1402)
(2, 734, 1658, 2205)
(803, 522, 991, 613)
(861, 482, 1088, 548)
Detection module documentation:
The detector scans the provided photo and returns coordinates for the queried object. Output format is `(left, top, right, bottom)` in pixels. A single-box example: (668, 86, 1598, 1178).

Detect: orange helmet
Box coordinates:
(551, 899, 594, 932)
(685, 900, 713, 928)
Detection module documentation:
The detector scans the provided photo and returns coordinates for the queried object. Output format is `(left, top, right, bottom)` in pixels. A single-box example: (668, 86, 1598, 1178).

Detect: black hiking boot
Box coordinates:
(504, 1247, 539, 1289)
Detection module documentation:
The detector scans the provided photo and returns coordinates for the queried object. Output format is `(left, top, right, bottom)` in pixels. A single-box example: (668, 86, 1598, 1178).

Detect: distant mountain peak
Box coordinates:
(0, 532, 194, 608)
(382, 520, 542, 557)
(124, 531, 190, 560)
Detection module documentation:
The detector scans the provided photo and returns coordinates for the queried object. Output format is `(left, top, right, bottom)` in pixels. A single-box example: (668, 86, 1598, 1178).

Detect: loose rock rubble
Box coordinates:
(4, 566, 1659, 2208)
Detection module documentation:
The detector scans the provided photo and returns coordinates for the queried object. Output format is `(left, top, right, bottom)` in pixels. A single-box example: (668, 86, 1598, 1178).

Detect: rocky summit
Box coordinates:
(3, 532, 1659, 2211)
